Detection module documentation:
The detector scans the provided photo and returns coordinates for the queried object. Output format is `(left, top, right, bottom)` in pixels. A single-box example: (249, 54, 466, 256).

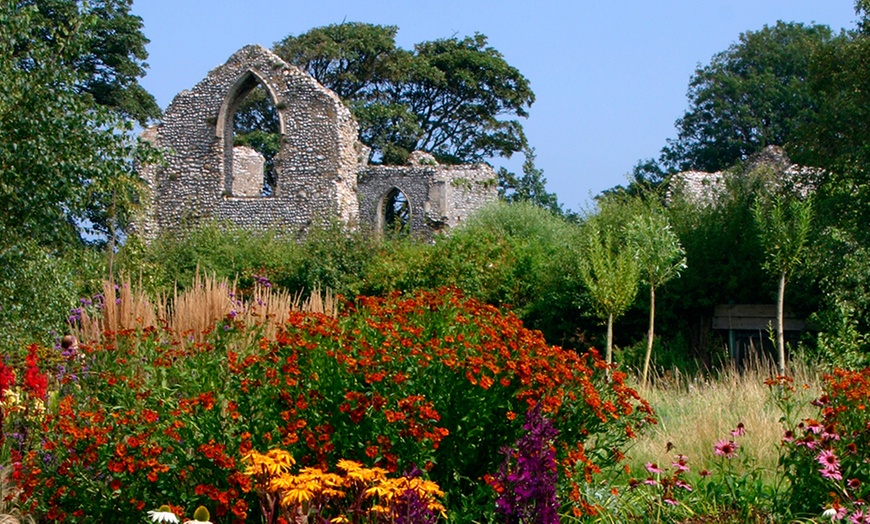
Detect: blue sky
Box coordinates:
(133, 1, 859, 213)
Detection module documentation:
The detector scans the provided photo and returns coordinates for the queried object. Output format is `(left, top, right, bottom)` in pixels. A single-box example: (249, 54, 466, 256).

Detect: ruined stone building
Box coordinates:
(138, 45, 497, 239)
(667, 145, 818, 206)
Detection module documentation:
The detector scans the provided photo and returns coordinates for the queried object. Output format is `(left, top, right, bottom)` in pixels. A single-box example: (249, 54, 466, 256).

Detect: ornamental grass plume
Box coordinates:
(1, 464, 33, 524)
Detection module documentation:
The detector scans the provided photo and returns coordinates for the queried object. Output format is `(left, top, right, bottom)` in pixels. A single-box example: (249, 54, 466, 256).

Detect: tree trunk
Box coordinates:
(777, 271, 787, 375)
(642, 285, 655, 387)
(606, 311, 614, 377)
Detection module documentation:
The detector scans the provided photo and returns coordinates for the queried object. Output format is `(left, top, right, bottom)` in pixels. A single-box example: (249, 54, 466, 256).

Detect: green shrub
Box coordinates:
(0, 241, 103, 348)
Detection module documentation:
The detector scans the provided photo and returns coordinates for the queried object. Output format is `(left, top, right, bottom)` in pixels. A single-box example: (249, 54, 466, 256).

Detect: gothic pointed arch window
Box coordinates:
(380, 187, 411, 235)
(218, 70, 283, 197)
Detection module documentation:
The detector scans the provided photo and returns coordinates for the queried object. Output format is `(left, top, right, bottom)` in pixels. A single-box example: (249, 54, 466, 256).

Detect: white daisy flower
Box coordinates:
(183, 505, 212, 524)
(147, 505, 179, 523)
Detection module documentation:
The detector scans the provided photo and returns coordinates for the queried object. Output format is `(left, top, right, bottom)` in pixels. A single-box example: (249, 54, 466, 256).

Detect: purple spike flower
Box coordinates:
(493, 403, 560, 524)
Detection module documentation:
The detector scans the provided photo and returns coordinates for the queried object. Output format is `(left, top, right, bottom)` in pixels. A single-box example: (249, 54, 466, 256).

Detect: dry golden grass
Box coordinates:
(76, 273, 336, 345)
(626, 356, 821, 478)
(0, 465, 33, 524)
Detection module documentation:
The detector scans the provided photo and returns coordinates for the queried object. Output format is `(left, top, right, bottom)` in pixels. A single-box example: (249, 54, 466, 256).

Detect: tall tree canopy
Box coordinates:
(0, 1, 154, 248)
(272, 22, 534, 165)
(498, 147, 563, 216)
(15, 0, 160, 124)
(659, 21, 838, 173)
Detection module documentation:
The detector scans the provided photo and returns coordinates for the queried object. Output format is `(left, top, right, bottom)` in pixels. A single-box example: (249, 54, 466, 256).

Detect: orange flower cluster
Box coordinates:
(824, 368, 870, 408)
(9, 287, 651, 522)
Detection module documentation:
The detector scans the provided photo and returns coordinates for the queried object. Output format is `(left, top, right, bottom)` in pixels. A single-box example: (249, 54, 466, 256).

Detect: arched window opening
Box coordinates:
(230, 75, 280, 196)
(383, 187, 411, 235)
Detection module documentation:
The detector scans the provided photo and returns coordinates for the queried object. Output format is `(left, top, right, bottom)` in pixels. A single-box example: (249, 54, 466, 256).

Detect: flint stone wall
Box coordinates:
(667, 146, 821, 205)
(232, 146, 265, 197)
(358, 163, 497, 234)
(139, 45, 497, 239)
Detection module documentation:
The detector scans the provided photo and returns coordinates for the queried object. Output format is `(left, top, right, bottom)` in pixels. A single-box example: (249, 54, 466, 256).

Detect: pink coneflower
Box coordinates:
(783, 430, 795, 442)
(663, 497, 679, 506)
(806, 419, 823, 434)
(675, 479, 693, 492)
(797, 435, 817, 450)
(645, 462, 664, 474)
(699, 469, 711, 477)
(848, 478, 861, 491)
(817, 449, 843, 481)
(714, 439, 738, 458)
(817, 450, 840, 469)
(848, 509, 866, 524)
(820, 466, 843, 481)
(730, 422, 745, 437)
(672, 454, 689, 473)
(644, 477, 658, 486)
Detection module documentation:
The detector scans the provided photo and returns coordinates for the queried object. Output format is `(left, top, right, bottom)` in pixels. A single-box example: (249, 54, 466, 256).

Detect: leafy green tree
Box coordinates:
(273, 22, 534, 164)
(627, 210, 686, 386)
(577, 206, 641, 368)
(497, 147, 562, 215)
(0, 2, 151, 248)
(753, 193, 813, 374)
(660, 21, 837, 173)
(777, 1, 870, 367)
(16, 0, 160, 124)
(796, 8, 870, 244)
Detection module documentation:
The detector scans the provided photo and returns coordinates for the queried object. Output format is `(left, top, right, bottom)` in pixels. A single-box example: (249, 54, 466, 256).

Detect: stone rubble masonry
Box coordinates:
(667, 145, 821, 205)
(137, 45, 497, 240)
(232, 146, 265, 197)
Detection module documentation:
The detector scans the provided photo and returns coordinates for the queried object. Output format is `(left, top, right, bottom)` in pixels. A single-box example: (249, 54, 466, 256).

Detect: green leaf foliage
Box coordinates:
(577, 219, 639, 323)
(498, 146, 564, 217)
(17, 0, 160, 124)
(627, 211, 686, 291)
(0, 2, 153, 248)
(661, 21, 838, 173)
(273, 22, 534, 164)
(753, 193, 813, 282)
(0, 239, 104, 348)
(577, 199, 642, 364)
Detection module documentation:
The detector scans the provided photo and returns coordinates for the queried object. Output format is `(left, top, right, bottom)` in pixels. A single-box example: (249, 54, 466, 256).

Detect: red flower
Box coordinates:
(0, 362, 14, 395)
(23, 344, 48, 400)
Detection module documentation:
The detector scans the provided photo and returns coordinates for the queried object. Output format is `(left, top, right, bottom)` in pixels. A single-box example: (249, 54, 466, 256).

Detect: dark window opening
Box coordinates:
(384, 188, 410, 235)
(232, 78, 280, 196)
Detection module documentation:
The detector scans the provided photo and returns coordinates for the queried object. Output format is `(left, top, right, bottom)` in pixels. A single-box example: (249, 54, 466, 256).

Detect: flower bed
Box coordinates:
(1, 287, 652, 522)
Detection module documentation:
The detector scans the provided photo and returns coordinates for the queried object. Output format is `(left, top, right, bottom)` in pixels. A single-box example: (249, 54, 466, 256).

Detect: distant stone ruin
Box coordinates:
(667, 145, 820, 205)
(138, 45, 497, 239)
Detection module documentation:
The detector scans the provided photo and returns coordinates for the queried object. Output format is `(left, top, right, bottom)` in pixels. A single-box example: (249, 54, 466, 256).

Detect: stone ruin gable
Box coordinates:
(138, 45, 360, 238)
(137, 45, 498, 240)
(667, 146, 820, 206)
(357, 156, 498, 237)
(666, 169, 726, 206)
